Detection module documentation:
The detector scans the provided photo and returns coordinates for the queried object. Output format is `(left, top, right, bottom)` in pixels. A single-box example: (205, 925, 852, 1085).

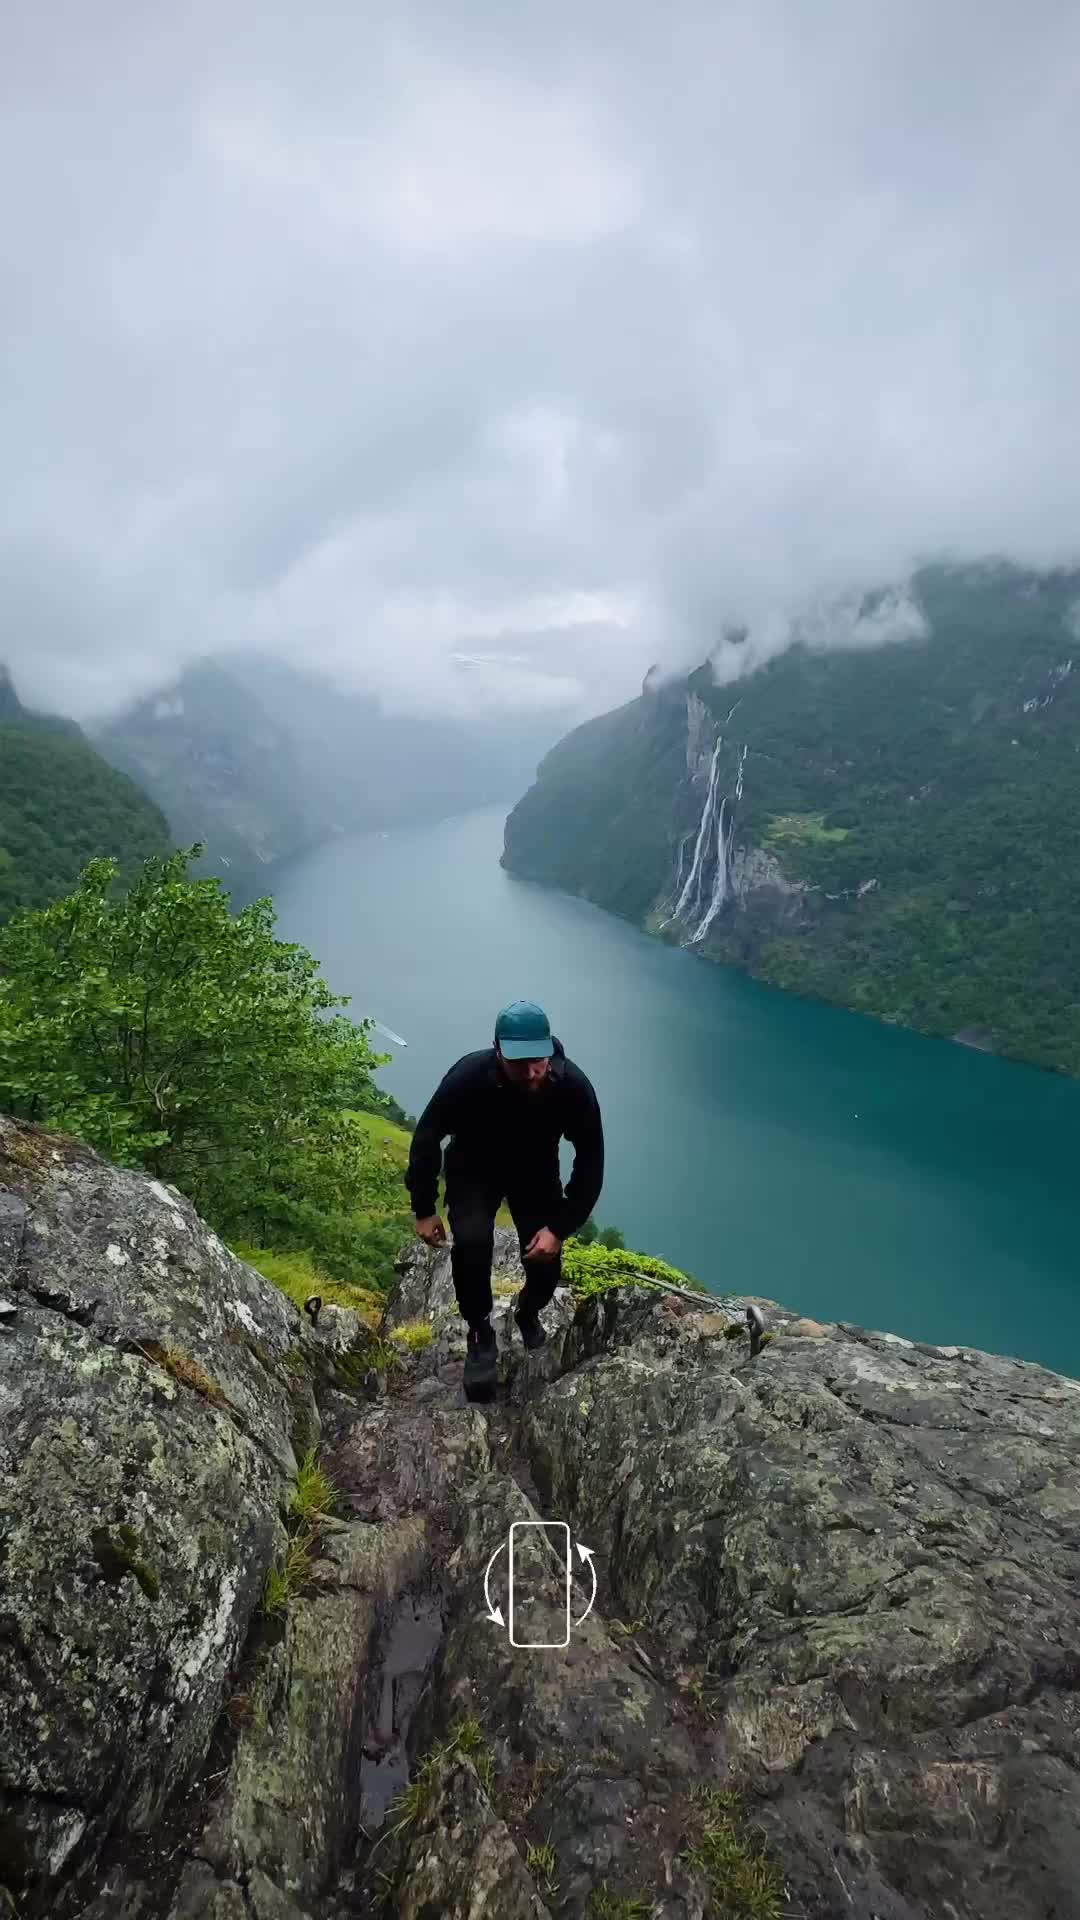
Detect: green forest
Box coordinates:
(0, 686, 168, 921)
(0, 846, 417, 1306)
(504, 562, 1080, 1075)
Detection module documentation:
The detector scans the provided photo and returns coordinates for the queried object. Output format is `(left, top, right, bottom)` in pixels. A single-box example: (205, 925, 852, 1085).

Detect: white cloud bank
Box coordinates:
(2, 0, 1080, 721)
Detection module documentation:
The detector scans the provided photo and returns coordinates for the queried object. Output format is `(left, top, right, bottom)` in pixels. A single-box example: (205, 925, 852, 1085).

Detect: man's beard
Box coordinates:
(515, 1071, 549, 1094)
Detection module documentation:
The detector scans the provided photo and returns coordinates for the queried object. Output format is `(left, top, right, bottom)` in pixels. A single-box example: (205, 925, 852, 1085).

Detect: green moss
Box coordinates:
(90, 1522, 160, 1602)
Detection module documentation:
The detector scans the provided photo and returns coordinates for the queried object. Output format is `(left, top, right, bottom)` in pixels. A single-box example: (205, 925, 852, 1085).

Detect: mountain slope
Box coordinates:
(95, 660, 326, 896)
(0, 666, 167, 920)
(97, 656, 569, 899)
(504, 562, 1080, 1073)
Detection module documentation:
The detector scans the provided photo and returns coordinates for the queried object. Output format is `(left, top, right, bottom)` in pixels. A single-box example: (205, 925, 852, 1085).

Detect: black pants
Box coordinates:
(446, 1168, 563, 1327)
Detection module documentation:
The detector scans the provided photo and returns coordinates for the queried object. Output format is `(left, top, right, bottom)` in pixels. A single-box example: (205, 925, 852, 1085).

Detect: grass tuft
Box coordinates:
(389, 1318, 435, 1351)
(682, 1785, 785, 1919)
(263, 1531, 314, 1618)
(381, 1717, 497, 1845)
(339, 1329, 402, 1380)
(291, 1448, 336, 1521)
(526, 1841, 559, 1897)
(587, 1887, 650, 1918)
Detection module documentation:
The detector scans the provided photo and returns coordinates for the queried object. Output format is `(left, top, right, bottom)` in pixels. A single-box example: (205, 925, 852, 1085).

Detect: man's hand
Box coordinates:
(415, 1215, 447, 1247)
(525, 1226, 562, 1262)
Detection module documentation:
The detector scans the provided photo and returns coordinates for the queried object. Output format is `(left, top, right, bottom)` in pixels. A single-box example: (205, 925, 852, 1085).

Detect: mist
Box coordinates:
(3, 0, 1080, 723)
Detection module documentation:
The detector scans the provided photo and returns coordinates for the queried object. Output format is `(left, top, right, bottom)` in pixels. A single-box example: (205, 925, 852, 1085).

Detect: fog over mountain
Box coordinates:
(4, 1, 1080, 723)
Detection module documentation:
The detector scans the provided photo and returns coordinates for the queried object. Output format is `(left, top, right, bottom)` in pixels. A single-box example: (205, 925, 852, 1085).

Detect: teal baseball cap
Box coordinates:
(494, 999, 554, 1059)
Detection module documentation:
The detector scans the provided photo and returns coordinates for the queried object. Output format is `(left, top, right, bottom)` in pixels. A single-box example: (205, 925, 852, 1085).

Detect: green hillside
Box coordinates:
(504, 562, 1080, 1074)
(0, 670, 167, 922)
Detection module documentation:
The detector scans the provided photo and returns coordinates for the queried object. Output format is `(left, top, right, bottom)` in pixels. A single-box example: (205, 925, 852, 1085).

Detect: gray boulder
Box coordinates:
(0, 1117, 315, 1915)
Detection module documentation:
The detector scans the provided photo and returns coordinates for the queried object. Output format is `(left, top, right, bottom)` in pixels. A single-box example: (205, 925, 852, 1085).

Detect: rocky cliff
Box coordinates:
(3, 1117, 1080, 1918)
(502, 562, 1080, 1074)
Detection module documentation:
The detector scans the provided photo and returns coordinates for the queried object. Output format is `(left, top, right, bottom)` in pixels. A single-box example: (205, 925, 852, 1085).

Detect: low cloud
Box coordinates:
(708, 587, 930, 689)
(2, 2, 1080, 722)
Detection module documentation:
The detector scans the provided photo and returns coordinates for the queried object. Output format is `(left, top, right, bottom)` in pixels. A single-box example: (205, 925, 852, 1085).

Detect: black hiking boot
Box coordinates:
(463, 1320, 498, 1400)
(514, 1306, 547, 1352)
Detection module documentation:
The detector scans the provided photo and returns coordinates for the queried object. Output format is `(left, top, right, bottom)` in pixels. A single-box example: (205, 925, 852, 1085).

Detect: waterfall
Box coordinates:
(693, 794, 737, 943)
(734, 741, 747, 801)
(668, 741, 748, 945)
(668, 737, 748, 944)
(659, 828, 696, 928)
(672, 734, 724, 925)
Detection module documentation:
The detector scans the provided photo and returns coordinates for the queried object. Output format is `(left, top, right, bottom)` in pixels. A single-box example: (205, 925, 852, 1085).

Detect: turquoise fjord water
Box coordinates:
(270, 805, 1080, 1378)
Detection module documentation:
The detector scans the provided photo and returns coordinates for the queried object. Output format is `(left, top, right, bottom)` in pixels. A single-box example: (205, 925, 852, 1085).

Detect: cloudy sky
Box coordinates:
(3, 0, 1080, 720)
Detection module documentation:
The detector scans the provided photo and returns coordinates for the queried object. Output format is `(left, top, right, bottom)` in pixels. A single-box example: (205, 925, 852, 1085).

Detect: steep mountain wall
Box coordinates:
(503, 563, 1080, 1073)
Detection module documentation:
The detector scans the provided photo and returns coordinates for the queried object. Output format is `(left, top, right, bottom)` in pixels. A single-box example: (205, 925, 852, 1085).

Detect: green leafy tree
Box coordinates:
(572, 1217, 625, 1249)
(0, 849, 396, 1281)
(597, 1225, 626, 1250)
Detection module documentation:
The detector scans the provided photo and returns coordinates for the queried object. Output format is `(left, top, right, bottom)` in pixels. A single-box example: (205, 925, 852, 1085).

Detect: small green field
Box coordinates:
(351, 1107, 411, 1150)
(763, 811, 850, 850)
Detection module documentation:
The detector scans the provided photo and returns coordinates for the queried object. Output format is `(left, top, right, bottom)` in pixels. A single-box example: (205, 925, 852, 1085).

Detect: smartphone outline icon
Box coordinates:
(507, 1520, 571, 1649)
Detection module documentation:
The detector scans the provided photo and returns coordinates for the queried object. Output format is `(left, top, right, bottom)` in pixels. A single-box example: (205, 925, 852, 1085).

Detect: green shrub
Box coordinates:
(563, 1239, 705, 1298)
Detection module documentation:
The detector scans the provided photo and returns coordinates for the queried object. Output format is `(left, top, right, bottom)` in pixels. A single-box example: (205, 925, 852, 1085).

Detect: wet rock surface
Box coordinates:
(2, 1119, 1079, 1917)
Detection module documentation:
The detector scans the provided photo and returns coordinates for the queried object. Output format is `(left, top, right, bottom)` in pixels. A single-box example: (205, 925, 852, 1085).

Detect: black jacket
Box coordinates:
(405, 1039, 604, 1238)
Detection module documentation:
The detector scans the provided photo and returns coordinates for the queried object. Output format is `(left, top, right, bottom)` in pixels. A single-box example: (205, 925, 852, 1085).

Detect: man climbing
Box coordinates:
(406, 1001, 605, 1399)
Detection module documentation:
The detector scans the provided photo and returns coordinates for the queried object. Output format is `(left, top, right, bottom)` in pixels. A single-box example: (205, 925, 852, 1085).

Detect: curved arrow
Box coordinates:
(483, 1539, 507, 1626)
(572, 1542, 597, 1627)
